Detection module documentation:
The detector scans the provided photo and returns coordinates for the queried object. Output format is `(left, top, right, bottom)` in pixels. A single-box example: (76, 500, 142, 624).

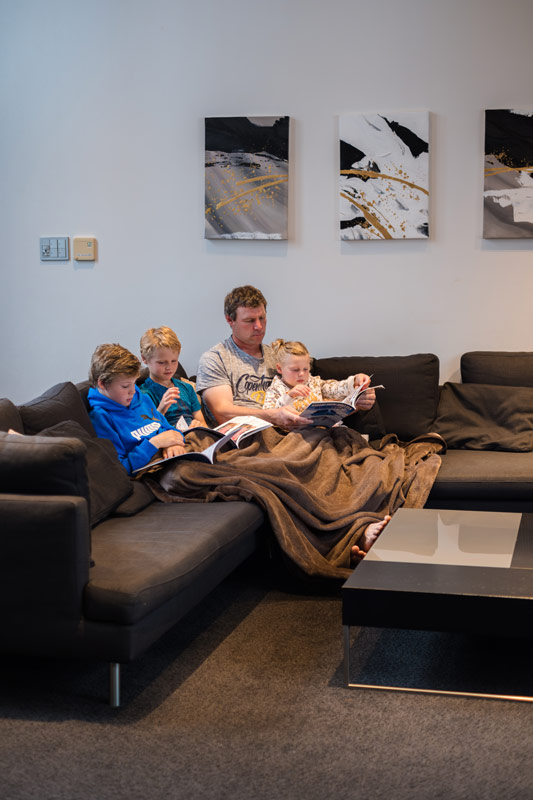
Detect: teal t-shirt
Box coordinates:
(139, 376, 201, 427)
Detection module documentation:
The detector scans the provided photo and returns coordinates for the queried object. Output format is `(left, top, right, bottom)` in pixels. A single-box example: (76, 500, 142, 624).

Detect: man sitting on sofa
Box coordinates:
(196, 284, 376, 430)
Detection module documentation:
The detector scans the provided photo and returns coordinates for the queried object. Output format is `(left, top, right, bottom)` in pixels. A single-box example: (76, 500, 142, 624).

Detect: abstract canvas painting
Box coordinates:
(483, 109, 533, 238)
(339, 112, 429, 240)
(205, 116, 289, 239)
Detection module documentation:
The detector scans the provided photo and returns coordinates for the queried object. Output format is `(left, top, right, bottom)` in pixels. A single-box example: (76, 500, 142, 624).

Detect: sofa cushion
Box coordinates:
(19, 381, 96, 436)
(0, 429, 90, 502)
(434, 382, 533, 452)
(430, 449, 533, 501)
(461, 351, 533, 386)
(85, 501, 264, 624)
(0, 398, 24, 433)
(312, 354, 439, 441)
(39, 420, 133, 526)
(111, 480, 154, 516)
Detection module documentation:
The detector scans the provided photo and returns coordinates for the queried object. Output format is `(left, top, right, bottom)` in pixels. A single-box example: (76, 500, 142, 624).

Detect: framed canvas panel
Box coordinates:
(339, 111, 429, 240)
(483, 109, 533, 239)
(205, 116, 289, 239)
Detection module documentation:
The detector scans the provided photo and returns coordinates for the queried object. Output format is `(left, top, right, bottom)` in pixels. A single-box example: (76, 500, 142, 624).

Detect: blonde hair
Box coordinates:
(89, 344, 140, 387)
(140, 326, 182, 360)
(270, 339, 309, 364)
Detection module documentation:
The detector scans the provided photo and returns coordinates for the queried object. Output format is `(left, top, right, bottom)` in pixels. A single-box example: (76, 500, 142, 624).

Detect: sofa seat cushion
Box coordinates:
(85, 501, 264, 624)
(430, 449, 533, 501)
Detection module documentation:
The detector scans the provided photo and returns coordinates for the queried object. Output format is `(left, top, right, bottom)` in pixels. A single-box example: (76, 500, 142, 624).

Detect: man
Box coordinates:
(196, 285, 376, 430)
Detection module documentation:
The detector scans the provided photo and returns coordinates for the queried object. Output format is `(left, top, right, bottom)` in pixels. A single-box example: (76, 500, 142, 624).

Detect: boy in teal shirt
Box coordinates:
(139, 326, 207, 430)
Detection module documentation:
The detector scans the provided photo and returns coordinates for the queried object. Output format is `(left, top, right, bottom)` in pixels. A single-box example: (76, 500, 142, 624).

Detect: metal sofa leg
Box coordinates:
(109, 662, 121, 707)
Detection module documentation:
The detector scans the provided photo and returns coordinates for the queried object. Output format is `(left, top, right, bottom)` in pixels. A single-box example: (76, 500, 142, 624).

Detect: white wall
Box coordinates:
(2, 0, 533, 403)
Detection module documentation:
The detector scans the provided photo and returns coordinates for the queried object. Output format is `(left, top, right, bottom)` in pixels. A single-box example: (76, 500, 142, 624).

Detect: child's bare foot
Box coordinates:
(351, 515, 391, 565)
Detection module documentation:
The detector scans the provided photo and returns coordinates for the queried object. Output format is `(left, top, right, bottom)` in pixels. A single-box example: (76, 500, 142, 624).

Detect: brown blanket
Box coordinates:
(149, 426, 445, 580)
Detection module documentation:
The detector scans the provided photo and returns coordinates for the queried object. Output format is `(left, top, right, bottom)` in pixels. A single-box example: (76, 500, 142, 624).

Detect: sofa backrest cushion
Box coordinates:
(461, 351, 533, 386)
(312, 353, 440, 441)
(0, 398, 24, 433)
(18, 381, 96, 436)
(38, 420, 134, 526)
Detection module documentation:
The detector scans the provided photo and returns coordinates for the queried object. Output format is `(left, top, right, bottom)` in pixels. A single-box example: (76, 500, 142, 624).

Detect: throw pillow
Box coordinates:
(39, 420, 133, 525)
(434, 382, 533, 451)
(0, 398, 24, 433)
(19, 382, 96, 436)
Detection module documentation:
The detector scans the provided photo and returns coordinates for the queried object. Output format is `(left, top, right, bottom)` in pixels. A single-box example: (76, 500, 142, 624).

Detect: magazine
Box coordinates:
(299, 379, 385, 427)
(132, 416, 271, 474)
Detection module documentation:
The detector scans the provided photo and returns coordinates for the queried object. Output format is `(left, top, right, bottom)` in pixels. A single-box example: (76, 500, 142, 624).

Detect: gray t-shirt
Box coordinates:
(196, 337, 277, 418)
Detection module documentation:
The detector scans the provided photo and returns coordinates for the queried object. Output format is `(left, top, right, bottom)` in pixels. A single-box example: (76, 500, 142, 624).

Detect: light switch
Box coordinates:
(40, 237, 69, 261)
(73, 237, 97, 261)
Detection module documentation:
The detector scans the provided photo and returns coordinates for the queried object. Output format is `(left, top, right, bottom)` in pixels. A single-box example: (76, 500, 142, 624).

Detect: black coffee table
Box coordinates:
(342, 508, 533, 701)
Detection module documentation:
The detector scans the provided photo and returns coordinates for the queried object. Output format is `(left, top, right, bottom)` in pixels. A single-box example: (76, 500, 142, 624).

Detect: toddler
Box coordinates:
(139, 326, 206, 430)
(263, 339, 368, 413)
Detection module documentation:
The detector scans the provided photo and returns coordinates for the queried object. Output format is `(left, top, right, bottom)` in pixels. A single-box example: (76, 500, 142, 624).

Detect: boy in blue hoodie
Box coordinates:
(87, 343, 186, 475)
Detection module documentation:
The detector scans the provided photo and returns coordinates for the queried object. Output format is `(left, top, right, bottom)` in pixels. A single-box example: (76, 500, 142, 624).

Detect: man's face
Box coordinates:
(227, 304, 267, 349)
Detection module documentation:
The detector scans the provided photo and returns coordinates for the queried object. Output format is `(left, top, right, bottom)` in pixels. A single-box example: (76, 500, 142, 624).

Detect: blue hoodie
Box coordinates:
(88, 385, 182, 474)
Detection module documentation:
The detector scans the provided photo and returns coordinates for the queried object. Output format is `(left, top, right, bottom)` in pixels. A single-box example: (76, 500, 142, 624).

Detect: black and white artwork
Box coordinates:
(340, 112, 429, 240)
(483, 109, 533, 239)
(205, 116, 289, 239)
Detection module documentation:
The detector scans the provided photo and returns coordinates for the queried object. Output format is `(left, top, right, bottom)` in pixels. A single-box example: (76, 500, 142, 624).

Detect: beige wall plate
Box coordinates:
(73, 237, 97, 261)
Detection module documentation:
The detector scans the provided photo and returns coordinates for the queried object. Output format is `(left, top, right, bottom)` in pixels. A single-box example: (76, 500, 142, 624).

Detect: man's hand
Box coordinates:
(353, 373, 376, 411)
(202, 384, 309, 431)
(157, 386, 181, 415)
(267, 405, 310, 431)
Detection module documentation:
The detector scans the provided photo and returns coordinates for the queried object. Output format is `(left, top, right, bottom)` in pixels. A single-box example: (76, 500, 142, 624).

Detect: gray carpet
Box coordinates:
(1, 559, 532, 800)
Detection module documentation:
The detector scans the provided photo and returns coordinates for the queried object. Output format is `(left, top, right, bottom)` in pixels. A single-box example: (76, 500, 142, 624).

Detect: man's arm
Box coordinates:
(202, 385, 310, 431)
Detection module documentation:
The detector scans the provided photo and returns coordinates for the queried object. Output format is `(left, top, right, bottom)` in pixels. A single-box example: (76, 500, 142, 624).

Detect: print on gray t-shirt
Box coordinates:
(196, 337, 277, 410)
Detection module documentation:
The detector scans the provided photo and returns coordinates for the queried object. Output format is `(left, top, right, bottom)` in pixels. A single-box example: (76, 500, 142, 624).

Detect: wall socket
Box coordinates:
(40, 237, 69, 261)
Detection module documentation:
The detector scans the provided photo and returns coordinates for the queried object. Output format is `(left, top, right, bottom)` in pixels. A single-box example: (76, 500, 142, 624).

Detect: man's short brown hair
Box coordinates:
(89, 343, 140, 387)
(224, 285, 267, 321)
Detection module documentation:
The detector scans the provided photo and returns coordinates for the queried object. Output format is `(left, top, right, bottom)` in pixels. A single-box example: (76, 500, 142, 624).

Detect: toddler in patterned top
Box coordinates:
(263, 339, 371, 413)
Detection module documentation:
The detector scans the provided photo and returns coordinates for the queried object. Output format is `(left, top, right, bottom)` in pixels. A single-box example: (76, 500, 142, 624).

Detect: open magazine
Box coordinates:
(299, 379, 385, 427)
(132, 416, 271, 474)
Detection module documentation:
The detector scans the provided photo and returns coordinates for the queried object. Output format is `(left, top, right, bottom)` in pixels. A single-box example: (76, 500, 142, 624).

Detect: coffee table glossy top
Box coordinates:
(365, 508, 527, 569)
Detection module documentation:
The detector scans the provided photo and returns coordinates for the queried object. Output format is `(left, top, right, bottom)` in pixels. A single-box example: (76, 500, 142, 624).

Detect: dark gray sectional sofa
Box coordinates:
(2, 350, 533, 706)
(314, 350, 533, 513)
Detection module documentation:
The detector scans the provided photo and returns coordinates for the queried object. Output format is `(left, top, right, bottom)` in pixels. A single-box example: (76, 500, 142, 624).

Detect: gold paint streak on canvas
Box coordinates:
(236, 175, 287, 186)
(213, 178, 287, 211)
(340, 192, 392, 239)
(484, 166, 533, 176)
(341, 170, 428, 196)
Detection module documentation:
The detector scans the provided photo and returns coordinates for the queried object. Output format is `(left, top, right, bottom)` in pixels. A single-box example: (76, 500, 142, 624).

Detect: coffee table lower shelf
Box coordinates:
(342, 625, 533, 703)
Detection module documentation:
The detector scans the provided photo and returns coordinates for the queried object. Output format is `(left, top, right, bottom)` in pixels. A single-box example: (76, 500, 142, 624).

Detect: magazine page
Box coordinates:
(214, 415, 272, 447)
(343, 377, 385, 409)
(132, 425, 244, 474)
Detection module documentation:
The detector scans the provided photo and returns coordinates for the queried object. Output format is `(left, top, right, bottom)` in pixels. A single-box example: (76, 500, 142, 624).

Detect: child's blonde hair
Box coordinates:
(89, 344, 140, 387)
(140, 326, 182, 360)
(270, 339, 309, 364)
